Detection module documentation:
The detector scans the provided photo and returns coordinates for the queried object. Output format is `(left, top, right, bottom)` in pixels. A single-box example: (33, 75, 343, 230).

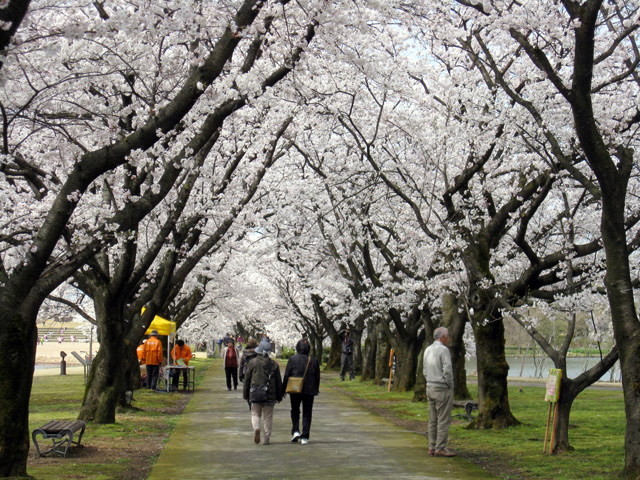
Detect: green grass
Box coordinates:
(325, 375, 625, 480)
(27, 357, 212, 480)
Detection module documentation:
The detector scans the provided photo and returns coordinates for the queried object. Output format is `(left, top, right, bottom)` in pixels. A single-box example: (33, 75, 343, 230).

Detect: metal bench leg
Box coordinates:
(32, 429, 43, 457)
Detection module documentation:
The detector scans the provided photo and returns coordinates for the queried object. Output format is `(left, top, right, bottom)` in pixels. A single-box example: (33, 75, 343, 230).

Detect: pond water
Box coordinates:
(465, 355, 621, 382)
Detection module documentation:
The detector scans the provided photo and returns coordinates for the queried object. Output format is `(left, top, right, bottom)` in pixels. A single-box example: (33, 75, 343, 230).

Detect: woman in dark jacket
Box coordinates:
(242, 339, 283, 445)
(282, 338, 320, 445)
(239, 337, 259, 383)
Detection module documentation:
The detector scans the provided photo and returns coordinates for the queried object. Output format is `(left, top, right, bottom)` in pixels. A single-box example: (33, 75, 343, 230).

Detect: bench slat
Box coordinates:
(40, 420, 84, 433)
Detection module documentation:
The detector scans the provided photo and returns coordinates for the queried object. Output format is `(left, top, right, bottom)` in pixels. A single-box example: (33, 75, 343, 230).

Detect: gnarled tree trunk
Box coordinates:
(469, 308, 520, 429)
(79, 292, 128, 423)
(0, 302, 37, 477)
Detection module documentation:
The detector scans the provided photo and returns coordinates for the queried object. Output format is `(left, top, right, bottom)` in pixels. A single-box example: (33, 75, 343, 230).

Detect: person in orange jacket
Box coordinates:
(171, 339, 193, 391)
(136, 340, 147, 387)
(144, 329, 163, 390)
(136, 340, 146, 364)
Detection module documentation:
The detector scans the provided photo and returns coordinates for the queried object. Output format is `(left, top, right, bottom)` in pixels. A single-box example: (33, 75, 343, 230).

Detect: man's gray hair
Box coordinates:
(434, 327, 449, 341)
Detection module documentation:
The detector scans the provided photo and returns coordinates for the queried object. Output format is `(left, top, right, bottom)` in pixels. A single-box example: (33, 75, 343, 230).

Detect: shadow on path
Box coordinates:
(147, 361, 496, 480)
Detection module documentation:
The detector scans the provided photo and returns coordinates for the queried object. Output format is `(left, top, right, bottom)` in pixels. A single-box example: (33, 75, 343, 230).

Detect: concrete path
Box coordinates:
(147, 361, 496, 480)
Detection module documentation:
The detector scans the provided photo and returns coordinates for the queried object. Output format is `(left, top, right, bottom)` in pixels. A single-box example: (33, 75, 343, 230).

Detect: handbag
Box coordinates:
(286, 356, 310, 394)
(250, 384, 269, 403)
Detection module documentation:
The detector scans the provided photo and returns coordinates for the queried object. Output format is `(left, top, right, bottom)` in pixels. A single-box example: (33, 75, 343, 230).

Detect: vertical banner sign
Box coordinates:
(543, 368, 562, 454)
(388, 349, 395, 392)
(545, 368, 561, 402)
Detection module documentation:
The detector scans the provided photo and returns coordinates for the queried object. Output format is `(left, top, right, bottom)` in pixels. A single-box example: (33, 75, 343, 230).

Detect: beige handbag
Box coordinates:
(285, 356, 310, 394)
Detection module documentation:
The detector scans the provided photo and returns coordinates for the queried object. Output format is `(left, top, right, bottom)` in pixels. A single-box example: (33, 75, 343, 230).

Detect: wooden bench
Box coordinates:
(32, 420, 86, 457)
(452, 400, 478, 421)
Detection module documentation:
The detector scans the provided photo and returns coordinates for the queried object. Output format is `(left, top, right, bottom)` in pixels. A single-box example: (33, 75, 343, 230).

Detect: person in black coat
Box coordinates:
(282, 338, 321, 445)
(339, 328, 355, 381)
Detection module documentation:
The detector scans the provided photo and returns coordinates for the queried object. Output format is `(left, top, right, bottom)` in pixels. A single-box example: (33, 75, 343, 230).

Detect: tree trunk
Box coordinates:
(600, 198, 640, 474)
(0, 302, 37, 477)
(309, 334, 323, 362)
(391, 334, 420, 392)
(469, 312, 520, 429)
(311, 294, 341, 371)
(351, 329, 362, 376)
(125, 349, 142, 392)
(413, 342, 427, 402)
(361, 320, 377, 381)
(325, 338, 342, 371)
(374, 326, 391, 384)
(442, 293, 471, 399)
(79, 293, 127, 423)
(551, 373, 583, 454)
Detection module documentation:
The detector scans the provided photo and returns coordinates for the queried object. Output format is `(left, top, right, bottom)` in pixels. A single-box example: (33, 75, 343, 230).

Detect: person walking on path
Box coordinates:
(171, 339, 193, 391)
(423, 326, 455, 457)
(239, 337, 259, 383)
(144, 329, 163, 391)
(243, 339, 283, 445)
(223, 339, 239, 391)
(339, 328, 355, 381)
(282, 338, 320, 445)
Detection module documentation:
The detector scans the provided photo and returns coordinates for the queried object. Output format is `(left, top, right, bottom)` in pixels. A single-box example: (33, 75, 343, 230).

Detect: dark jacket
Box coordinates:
(243, 354, 283, 405)
(283, 353, 320, 396)
(341, 336, 355, 355)
(239, 348, 257, 382)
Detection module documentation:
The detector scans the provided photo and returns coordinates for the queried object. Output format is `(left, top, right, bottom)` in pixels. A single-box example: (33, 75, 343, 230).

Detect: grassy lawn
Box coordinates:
(27, 358, 624, 480)
(27, 357, 212, 480)
(325, 375, 625, 480)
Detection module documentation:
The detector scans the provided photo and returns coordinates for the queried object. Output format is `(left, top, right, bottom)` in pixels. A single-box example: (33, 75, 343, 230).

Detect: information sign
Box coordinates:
(544, 368, 562, 402)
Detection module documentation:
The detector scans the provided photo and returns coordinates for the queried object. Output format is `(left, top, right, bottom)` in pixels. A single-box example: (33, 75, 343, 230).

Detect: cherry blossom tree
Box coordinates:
(430, 0, 640, 469)
(0, 0, 321, 474)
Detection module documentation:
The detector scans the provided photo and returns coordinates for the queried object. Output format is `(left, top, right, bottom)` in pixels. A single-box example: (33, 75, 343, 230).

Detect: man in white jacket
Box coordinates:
(423, 326, 455, 457)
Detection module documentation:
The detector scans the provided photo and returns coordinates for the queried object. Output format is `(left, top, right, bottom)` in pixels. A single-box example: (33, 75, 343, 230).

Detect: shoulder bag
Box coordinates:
(285, 356, 310, 394)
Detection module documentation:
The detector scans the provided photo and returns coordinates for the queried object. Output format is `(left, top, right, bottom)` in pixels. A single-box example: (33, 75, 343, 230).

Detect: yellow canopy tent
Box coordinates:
(144, 315, 176, 336)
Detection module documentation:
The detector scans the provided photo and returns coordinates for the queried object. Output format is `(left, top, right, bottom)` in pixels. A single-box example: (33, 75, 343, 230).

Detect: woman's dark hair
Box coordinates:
(295, 339, 311, 355)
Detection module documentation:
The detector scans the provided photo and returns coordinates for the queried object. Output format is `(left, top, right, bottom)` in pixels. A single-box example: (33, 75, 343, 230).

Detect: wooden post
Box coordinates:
(388, 349, 394, 392)
(550, 401, 560, 453)
(543, 402, 552, 453)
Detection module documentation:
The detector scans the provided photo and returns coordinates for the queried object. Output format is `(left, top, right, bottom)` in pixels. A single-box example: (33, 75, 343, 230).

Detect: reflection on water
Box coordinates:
(35, 364, 58, 370)
(465, 355, 621, 382)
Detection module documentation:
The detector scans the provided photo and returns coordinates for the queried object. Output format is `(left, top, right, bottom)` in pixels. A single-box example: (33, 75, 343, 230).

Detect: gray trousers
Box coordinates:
(340, 353, 354, 379)
(427, 386, 453, 451)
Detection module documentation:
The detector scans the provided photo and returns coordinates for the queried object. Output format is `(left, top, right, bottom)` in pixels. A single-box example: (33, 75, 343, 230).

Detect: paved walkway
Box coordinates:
(147, 361, 496, 480)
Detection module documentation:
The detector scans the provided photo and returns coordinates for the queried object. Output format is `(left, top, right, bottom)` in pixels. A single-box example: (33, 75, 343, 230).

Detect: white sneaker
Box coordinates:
(291, 432, 301, 443)
(301, 438, 309, 445)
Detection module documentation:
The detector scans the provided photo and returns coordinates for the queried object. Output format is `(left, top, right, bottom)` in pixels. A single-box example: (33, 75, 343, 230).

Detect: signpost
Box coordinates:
(388, 349, 395, 392)
(543, 368, 562, 454)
